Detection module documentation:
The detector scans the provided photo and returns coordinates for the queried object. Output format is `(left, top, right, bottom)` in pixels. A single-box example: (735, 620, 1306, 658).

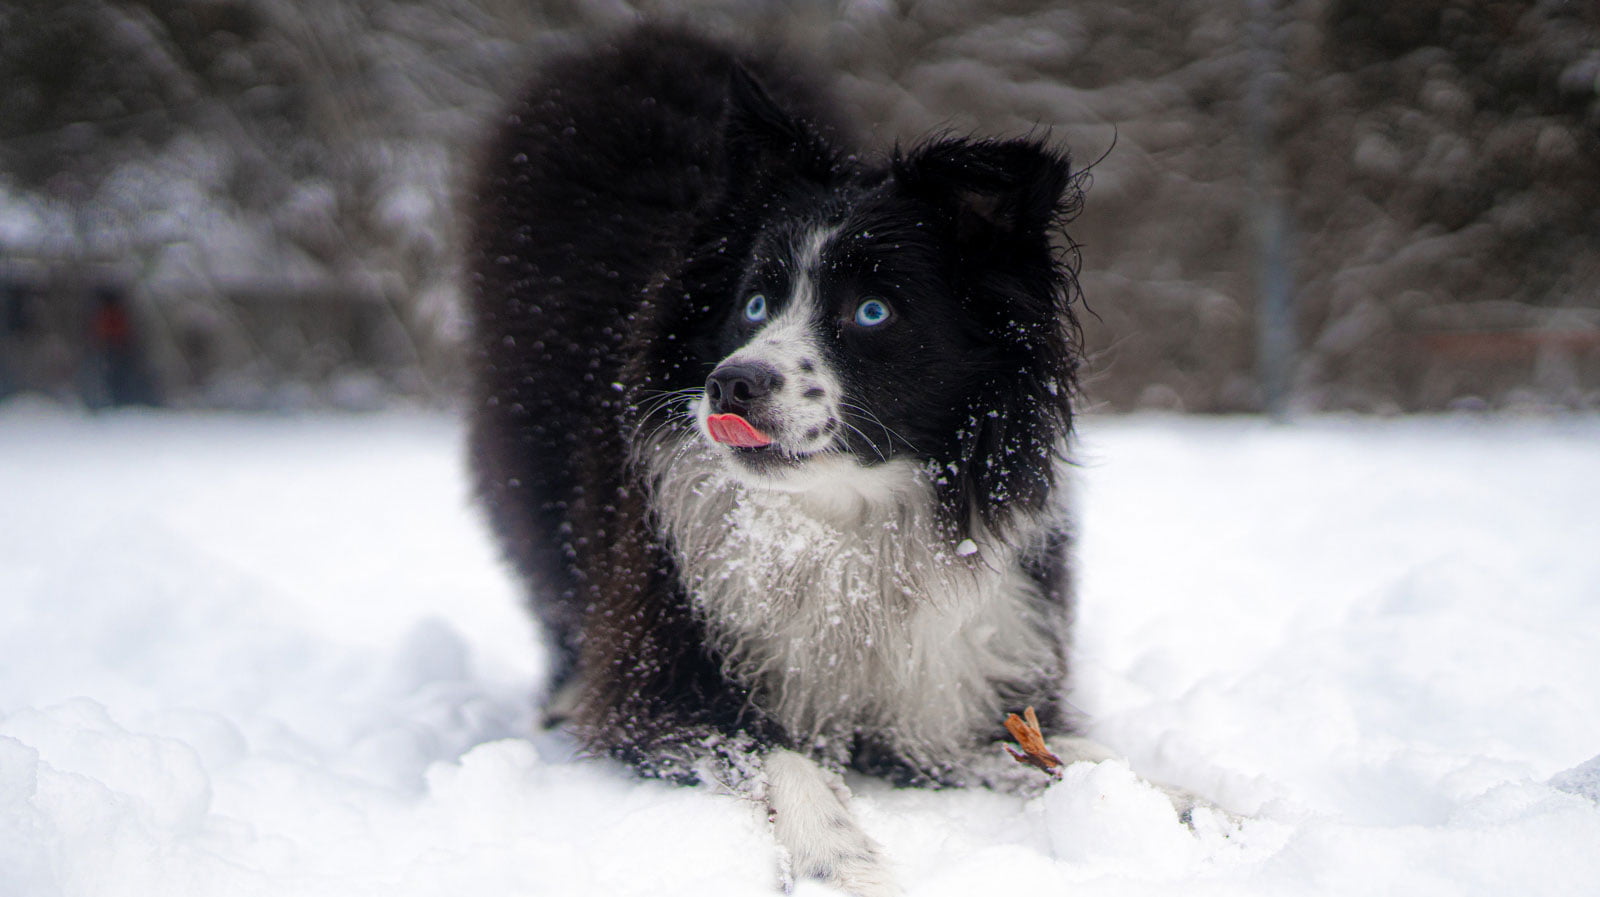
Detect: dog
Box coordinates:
(466, 24, 1166, 895)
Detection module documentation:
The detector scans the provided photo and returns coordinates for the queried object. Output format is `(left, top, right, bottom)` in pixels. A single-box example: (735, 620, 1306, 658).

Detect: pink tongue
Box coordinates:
(707, 413, 773, 448)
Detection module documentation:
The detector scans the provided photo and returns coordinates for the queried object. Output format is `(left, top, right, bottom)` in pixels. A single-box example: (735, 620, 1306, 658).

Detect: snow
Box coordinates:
(2, 407, 1598, 896)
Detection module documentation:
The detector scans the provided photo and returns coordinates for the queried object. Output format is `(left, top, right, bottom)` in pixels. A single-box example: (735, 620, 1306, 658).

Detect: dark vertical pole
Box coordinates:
(1247, 0, 1296, 419)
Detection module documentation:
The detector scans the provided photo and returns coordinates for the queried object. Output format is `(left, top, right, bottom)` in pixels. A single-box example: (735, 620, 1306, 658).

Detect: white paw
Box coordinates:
(1155, 781, 1245, 831)
(765, 750, 901, 897)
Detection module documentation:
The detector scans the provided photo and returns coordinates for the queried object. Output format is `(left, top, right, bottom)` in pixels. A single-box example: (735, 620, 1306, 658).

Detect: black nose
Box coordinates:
(706, 362, 784, 415)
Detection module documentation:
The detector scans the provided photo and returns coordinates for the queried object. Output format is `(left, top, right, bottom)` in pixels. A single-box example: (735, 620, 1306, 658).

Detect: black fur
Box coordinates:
(467, 24, 1086, 781)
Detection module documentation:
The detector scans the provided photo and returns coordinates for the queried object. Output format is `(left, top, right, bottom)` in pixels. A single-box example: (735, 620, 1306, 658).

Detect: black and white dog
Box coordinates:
(467, 24, 1173, 895)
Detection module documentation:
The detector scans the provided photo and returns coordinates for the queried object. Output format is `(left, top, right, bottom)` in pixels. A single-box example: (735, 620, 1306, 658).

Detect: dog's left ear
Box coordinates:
(892, 137, 1078, 253)
(901, 139, 1082, 535)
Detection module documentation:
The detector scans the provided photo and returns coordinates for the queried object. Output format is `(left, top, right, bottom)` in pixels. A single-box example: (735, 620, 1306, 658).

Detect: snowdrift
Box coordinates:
(2, 408, 1597, 896)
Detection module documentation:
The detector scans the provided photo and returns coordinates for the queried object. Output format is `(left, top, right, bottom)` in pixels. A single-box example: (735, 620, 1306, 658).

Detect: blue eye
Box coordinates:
(743, 293, 768, 323)
(854, 298, 891, 327)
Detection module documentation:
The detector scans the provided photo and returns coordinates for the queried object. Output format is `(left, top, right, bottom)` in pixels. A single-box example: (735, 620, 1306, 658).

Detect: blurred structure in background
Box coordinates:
(1, 0, 1596, 412)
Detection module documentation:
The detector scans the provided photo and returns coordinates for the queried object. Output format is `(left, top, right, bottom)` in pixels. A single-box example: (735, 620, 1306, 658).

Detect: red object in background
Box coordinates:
(92, 302, 131, 347)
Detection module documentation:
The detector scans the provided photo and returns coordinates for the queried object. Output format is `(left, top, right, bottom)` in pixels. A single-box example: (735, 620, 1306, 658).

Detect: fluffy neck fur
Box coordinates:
(643, 437, 1061, 772)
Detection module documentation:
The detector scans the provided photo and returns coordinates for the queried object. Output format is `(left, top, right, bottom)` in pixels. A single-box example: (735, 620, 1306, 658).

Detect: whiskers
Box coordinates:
(838, 400, 918, 460)
(635, 386, 704, 444)
(631, 386, 914, 476)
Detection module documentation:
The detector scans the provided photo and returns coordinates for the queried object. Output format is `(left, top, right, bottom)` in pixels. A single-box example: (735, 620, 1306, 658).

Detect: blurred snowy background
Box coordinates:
(2, 0, 1597, 413)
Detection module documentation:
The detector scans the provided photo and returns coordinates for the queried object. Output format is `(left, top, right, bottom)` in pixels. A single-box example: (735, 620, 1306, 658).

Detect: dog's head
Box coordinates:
(649, 69, 1086, 533)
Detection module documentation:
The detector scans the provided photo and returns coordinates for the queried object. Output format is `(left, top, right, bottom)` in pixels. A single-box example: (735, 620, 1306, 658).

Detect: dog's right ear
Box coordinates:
(724, 64, 840, 189)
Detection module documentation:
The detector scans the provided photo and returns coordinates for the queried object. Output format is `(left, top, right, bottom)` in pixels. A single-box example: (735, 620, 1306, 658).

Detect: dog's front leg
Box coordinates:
(761, 749, 900, 897)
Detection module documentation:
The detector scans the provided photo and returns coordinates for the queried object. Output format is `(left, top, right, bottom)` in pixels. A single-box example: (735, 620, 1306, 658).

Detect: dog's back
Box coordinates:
(468, 27, 767, 683)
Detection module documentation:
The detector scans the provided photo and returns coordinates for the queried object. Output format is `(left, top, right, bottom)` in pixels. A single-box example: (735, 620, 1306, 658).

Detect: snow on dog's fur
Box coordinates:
(468, 24, 1092, 895)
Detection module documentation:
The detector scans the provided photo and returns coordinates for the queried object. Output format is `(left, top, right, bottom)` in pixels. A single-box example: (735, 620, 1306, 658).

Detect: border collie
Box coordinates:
(467, 24, 1170, 895)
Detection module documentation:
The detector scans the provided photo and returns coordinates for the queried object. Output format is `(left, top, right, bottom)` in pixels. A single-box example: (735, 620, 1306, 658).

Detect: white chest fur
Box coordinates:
(646, 444, 1061, 769)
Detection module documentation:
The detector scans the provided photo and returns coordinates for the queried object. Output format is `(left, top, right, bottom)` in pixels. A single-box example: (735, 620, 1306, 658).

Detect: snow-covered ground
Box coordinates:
(2, 406, 1598, 897)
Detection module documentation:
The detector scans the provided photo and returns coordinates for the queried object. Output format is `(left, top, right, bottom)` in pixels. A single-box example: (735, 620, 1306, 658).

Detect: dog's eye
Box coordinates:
(743, 293, 768, 323)
(853, 298, 891, 328)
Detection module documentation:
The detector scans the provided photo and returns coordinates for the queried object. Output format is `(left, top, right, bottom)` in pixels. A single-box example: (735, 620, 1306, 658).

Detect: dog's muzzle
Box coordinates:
(706, 361, 783, 418)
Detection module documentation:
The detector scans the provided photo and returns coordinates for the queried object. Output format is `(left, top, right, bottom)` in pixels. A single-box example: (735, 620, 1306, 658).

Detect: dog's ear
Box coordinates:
(900, 139, 1083, 537)
(724, 64, 840, 189)
(893, 137, 1079, 254)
